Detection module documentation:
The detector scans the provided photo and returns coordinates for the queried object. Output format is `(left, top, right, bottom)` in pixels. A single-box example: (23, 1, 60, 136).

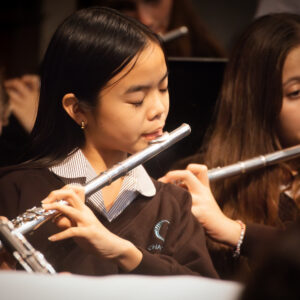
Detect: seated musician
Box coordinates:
(0, 7, 217, 278)
(163, 13, 300, 280)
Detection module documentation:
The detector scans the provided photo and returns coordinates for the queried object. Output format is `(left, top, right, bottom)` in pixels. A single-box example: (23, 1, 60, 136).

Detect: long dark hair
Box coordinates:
(23, 7, 162, 168)
(204, 13, 300, 225)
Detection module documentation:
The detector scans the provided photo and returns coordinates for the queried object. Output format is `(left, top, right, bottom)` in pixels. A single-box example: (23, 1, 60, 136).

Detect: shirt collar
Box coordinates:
(49, 148, 156, 197)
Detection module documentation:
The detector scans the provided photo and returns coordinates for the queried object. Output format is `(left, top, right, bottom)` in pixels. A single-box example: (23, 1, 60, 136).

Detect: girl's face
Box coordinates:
(84, 42, 169, 155)
(279, 45, 300, 147)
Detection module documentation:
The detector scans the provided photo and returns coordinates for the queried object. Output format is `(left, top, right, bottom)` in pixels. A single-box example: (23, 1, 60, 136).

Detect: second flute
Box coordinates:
(208, 144, 300, 182)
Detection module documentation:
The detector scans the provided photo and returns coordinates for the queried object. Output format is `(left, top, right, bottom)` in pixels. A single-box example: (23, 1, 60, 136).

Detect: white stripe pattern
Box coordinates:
(49, 149, 156, 222)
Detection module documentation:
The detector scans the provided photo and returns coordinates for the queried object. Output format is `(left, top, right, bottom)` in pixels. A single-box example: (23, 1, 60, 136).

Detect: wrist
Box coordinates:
(219, 217, 245, 247)
(115, 240, 143, 272)
(232, 220, 246, 258)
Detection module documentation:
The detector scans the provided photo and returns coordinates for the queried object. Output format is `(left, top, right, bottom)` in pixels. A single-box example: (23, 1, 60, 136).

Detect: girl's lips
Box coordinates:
(142, 129, 163, 141)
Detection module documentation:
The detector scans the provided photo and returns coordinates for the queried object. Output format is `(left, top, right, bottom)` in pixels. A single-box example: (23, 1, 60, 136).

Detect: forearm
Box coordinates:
(213, 219, 279, 259)
(129, 248, 218, 278)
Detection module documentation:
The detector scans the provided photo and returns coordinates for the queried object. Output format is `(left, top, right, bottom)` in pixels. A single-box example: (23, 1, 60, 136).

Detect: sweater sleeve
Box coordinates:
(129, 184, 219, 278)
(241, 223, 278, 258)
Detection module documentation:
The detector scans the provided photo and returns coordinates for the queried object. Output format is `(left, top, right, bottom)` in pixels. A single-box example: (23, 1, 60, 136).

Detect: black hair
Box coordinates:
(27, 6, 163, 167)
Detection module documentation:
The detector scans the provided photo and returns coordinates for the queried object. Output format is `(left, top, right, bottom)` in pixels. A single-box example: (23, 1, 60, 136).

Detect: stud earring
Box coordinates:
(81, 121, 86, 129)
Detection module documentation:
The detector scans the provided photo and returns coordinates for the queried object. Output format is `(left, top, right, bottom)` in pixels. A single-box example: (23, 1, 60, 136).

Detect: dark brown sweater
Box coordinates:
(0, 168, 218, 278)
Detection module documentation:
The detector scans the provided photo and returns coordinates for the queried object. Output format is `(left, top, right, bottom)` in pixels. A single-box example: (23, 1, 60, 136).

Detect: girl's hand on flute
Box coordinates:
(41, 185, 142, 272)
(159, 164, 242, 247)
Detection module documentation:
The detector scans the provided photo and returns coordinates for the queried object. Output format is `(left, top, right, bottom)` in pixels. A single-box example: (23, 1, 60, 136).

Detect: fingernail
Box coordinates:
(48, 236, 55, 241)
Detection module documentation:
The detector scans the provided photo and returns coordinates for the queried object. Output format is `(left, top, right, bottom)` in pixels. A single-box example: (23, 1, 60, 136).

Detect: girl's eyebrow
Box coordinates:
(124, 71, 168, 94)
(283, 76, 300, 87)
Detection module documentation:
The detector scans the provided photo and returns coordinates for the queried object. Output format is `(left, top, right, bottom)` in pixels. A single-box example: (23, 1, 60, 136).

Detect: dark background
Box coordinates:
(0, 0, 258, 78)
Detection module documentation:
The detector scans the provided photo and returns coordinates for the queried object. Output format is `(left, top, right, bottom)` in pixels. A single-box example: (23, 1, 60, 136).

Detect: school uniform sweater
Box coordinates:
(0, 168, 218, 278)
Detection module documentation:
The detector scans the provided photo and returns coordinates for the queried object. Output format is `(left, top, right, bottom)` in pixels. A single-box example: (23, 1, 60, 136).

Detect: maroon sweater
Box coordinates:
(0, 168, 218, 278)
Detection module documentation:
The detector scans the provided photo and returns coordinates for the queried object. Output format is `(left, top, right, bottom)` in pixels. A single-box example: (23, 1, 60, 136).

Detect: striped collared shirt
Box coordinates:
(49, 149, 156, 222)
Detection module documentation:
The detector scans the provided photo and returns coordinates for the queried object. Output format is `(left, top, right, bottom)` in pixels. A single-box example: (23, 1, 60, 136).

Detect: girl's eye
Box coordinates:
(131, 100, 144, 107)
(286, 89, 300, 99)
(159, 87, 168, 93)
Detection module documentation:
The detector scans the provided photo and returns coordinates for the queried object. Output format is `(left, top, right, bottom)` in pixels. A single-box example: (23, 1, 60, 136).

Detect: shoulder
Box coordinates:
(0, 167, 64, 196)
(0, 167, 64, 218)
(0, 167, 61, 187)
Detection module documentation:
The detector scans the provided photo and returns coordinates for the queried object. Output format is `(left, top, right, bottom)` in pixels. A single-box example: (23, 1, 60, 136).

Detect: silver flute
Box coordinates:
(208, 144, 300, 182)
(0, 219, 56, 274)
(0, 124, 191, 255)
(160, 26, 189, 43)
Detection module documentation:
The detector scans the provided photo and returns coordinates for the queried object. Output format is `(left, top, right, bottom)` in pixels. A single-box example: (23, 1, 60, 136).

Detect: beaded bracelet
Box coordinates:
(233, 220, 246, 258)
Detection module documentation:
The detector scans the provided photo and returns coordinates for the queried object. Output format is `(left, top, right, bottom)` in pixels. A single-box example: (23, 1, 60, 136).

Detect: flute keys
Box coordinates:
(12, 207, 46, 226)
(12, 216, 24, 226)
(22, 212, 37, 222)
(28, 207, 45, 215)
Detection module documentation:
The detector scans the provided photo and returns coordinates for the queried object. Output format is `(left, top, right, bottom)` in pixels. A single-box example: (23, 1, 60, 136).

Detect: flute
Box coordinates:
(3, 123, 191, 236)
(0, 219, 56, 274)
(0, 124, 190, 273)
(7, 137, 299, 237)
(208, 144, 300, 182)
(160, 26, 189, 43)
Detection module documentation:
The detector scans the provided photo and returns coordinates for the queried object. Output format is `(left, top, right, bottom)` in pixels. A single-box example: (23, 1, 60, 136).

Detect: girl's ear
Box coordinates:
(62, 93, 87, 126)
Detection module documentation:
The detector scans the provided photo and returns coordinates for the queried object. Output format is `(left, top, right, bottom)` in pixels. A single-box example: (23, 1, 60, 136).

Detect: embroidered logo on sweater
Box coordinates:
(147, 219, 170, 252)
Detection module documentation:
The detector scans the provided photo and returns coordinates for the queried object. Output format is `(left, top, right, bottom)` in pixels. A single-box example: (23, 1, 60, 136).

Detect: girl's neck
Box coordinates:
(80, 143, 127, 174)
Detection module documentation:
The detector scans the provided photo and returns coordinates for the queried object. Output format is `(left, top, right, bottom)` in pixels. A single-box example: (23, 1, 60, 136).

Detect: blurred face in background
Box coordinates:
(114, 0, 173, 34)
(279, 45, 300, 147)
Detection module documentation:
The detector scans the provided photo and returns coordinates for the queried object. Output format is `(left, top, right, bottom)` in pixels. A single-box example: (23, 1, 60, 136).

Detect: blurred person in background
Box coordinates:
(79, 0, 225, 57)
(0, 72, 10, 135)
(163, 13, 300, 280)
(0, 74, 39, 166)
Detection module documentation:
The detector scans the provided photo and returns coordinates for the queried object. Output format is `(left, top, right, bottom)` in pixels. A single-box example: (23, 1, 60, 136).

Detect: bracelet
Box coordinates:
(233, 220, 246, 258)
